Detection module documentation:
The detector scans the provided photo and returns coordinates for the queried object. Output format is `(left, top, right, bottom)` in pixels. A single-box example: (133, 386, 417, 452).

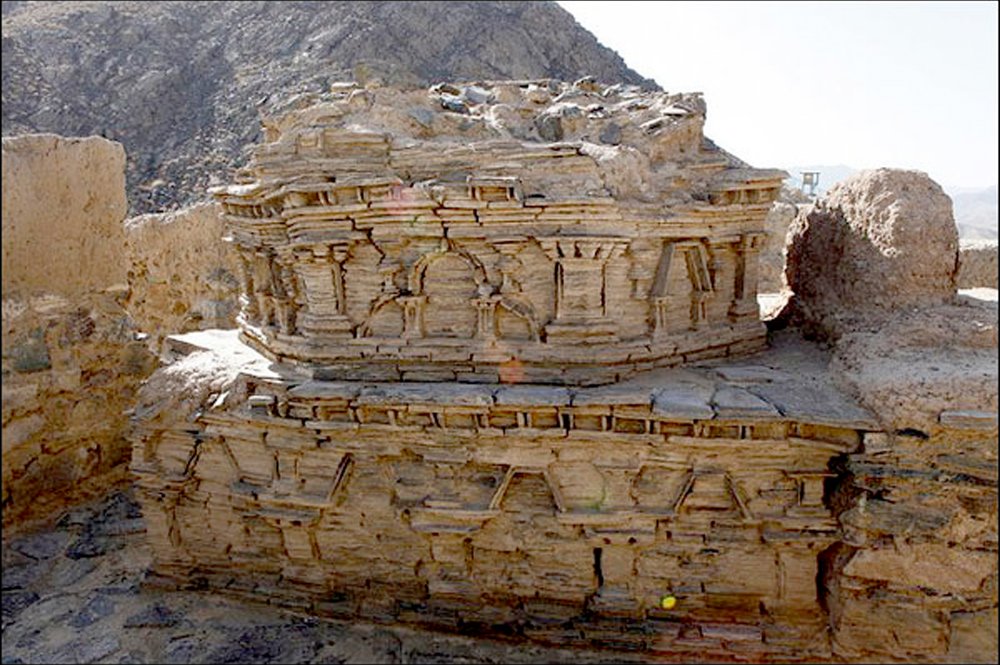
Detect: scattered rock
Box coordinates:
(598, 122, 621, 146)
(11, 531, 70, 561)
(55, 634, 121, 664)
(1, 591, 39, 623)
(1, 564, 45, 592)
(534, 112, 563, 141)
(124, 604, 181, 629)
(46, 557, 98, 588)
(68, 592, 118, 628)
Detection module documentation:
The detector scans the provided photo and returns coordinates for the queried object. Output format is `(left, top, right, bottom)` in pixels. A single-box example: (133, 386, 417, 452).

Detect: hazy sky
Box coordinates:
(559, 1, 998, 189)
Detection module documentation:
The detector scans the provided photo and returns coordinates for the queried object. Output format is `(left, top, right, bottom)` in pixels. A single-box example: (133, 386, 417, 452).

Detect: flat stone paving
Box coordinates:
(2, 489, 661, 664)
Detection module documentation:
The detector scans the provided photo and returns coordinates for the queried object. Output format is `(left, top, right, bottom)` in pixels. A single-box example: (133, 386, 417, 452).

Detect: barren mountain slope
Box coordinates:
(2, 0, 655, 213)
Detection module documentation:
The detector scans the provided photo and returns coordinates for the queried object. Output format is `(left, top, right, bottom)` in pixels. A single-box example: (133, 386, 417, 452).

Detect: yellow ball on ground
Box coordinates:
(660, 595, 677, 610)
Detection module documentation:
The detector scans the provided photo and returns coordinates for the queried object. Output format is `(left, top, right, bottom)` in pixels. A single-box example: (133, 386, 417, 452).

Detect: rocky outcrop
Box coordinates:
(2, 1, 655, 214)
(124, 203, 241, 350)
(958, 239, 998, 289)
(2, 134, 156, 532)
(785, 169, 959, 339)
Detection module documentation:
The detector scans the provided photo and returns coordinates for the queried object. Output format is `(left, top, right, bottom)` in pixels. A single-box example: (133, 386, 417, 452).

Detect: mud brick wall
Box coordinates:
(2, 134, 156, 531)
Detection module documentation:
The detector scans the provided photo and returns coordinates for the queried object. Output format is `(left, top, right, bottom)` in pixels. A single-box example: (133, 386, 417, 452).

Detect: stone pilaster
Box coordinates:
(729, 233, 765, 320)
(539, 237, 627, 343)
(293, 243, 353, 337)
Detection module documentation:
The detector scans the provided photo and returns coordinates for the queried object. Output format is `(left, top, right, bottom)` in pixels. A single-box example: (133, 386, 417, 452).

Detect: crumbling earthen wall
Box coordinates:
(758, 200, 797, 292)
(2, 134, 156, 531)
(958, 239, 998, 289)
(124, 202, 241, 350)
(785, 169, 960, 340)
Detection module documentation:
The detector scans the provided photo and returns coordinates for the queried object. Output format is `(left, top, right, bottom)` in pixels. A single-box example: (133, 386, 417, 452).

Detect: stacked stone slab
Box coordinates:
(214, 80, 785, 385)
(134, 330, 879, 659)
(133, 81, 884, 659)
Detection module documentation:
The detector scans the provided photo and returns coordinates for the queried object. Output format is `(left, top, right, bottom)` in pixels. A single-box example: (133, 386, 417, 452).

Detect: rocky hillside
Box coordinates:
(1, 1, 655, 213)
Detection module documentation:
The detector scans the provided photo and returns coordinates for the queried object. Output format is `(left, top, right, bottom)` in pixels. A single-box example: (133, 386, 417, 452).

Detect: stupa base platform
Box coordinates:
(237, 319, 769, 385)
(132, 329, 881, 659)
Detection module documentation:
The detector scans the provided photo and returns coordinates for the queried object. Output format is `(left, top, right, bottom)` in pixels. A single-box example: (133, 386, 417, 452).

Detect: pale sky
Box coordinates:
(560, 1, 999, 189)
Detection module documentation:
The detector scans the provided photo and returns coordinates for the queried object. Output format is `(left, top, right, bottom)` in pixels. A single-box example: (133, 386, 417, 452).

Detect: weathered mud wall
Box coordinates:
(758, 200, 797, 293)
(958, 239, 998, 289)
(124, 202, 241, 350)
(1, 134, 156, 532)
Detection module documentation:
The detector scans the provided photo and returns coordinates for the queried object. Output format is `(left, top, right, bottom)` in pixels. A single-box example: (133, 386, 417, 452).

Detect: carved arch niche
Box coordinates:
(649, 239, 715, 337)
(496, 299, 536, 341)
(364, 300, 405, 337)
(415, 251, 484, 338)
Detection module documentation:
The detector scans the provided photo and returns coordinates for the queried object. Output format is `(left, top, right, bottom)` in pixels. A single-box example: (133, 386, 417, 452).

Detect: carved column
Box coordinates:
(539, 237, 627, 343)
(399, 295, 426, 338)
(274, 256, 299, 336)
(236, 248, 260, 325)
(729, 232, 765, 320)
(690, 290, 709, 330)
(650, 241, 714, 337)
(293, 243, 353, 337)
(473, 295, 502, 342)
(626, 239, 658, 299)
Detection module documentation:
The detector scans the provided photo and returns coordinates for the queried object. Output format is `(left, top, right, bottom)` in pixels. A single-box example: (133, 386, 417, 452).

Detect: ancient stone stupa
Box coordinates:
(216, 79, 785, 384)
(133, 80, 879, 659)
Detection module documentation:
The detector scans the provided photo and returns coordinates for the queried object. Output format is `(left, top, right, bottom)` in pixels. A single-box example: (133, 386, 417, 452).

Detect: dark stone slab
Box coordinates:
(1, 591, 39, 622)
(68, 592, 118, 628)
(11, 531, 70, 561)
(124, 604, 181, 629)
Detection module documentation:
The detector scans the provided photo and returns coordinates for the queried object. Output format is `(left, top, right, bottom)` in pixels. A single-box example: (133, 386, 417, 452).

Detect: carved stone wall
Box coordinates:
(216, 81, 785, 384)
(132, 330, 881, 659)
